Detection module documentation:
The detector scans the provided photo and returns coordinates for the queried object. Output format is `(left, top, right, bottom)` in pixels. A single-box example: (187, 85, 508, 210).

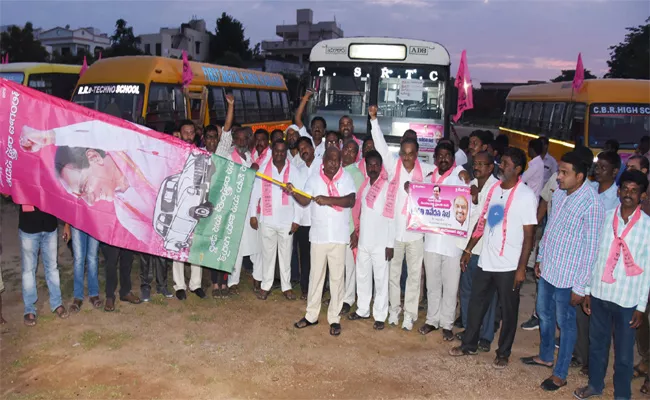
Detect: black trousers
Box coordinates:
(294, 226, 311, 294)
(574, 304, 591, 367)
(461, 267, 520, 358)
(140, 254, 168, 292)
(210, 269, 228, 286)
(102, 244, 134, 299)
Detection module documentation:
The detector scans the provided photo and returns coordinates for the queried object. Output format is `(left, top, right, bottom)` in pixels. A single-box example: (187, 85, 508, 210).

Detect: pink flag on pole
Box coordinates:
(182, 50, 193, 88)
(453, 50, 474, 123)
(80, 56, 88, 77)
(572, 53, 585, 92)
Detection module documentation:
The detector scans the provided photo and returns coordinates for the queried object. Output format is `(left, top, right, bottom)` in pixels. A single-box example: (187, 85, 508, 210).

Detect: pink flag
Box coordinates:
(572, 53, 585, 92)
(182, 50, 193, 88)
(453, 50, 474, 123)
(80, 56, 88, 77)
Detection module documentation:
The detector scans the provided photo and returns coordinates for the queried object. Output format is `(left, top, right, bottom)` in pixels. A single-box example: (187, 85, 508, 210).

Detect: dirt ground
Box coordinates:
(0, 201, 644, 399)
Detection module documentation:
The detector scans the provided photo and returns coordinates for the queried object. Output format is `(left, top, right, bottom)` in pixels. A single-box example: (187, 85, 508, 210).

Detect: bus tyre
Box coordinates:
(191, 202, 213, 219)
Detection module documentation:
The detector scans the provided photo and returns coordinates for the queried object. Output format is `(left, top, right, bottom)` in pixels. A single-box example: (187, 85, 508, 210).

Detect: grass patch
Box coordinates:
(107, 332, 133, 350)
(149, 295, 168, 306)
(80, 330, 101, 350)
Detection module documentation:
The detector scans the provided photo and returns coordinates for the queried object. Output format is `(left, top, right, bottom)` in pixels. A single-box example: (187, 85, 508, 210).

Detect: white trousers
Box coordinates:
(228, 239, 262, 287)
(172, 261, 202, 292)
(423, 251, 462, 330)
(343, 245, 356, 306)
(388, 239, 424, 322)
(305, 243, 346, 325)
(356, 245, 389, 322)
(260, 224, 293, 292)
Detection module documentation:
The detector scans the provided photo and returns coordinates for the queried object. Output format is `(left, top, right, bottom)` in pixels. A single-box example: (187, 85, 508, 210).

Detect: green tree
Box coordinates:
(51, 48, 95, 65)
(103, 19, 143, 58)
(551, 69, 597, 82)
(0, 23, 49, 62)
(604, 17, 649, 79)
(209, 13, 252, 63)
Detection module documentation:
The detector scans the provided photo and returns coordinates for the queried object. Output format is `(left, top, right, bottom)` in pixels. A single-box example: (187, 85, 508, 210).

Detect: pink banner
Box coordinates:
(406, 183, 472, 238)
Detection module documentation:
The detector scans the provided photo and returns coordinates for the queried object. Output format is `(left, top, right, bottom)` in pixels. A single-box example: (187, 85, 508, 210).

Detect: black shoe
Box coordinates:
(373, 321, 385, 330)
(192, 288, 206, 299)
(348, 312, 369, 321)
(520, 315, 540, 330)
(140, 287, 151, 303)
(455, 330, 465, 341)
(540, 377, 566, 392)
(340, 303, 351, 315)
(442, 329, 454, 341)
(453, 316, 463, 329)
(478, 339, 491, 352)
(176, 290, 187, 300)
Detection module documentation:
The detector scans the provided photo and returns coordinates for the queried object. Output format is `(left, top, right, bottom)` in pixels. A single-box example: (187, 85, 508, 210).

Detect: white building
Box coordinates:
(37, 26, 110, 56)
(261, 9, 343, 67)
(137, 19, 210, 62)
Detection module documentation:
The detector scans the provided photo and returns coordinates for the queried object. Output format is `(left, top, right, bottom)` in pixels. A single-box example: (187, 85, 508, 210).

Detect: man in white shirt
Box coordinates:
(450, 147, 537, 370)
(591, 151, 621, 211)
(291, 147, 356, 336)
(419, 141, 469, 341)
(456, 151, 500, 352)
(368, 105, 435, 331)
(522, 138, 545, 198)
(539, 136, 558, 186)
(455, 136, 470, 166)
(249, 140, 304, 301)
(347, 150, 395, 330)
(294, 91, 326, 160)
(252, 129, 272, 169)
(285, 124, 304, 168)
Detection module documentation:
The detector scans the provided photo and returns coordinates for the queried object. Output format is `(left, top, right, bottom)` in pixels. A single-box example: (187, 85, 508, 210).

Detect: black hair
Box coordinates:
(560, 150, 590, 180)
(254, 129, 270, 140)
(459, 136, 470, 151)
(364, 150, 383, 166)
(296, 136, 314, 148)
(604, 139, 620, 152)
(326, 130, 342, 141)
(339, 115, 353, 124)
(163, 121, 176, 135)
(597, 151, 622, 170)
(343, 138, 360, 153)
(433, 185, 440, 190)
(54, 146, 106, 177)
(628, 155, 650, 172)
(271, 129, 284, 140)
(528, 138, 544, 157)
(503, 146, 527, 174)
(205, 124, 219, 133)
(403, 129, 417, 137)
(362, 137, 374, 148)
(311, 116, 327, 129)
(434, 141, 455, 157)
(178, 119, 195, 131)
(495, 133, 509, 147)
(272, 139, 287, 149)
(233, 126, 251, 139)
(400, 137, 419, 152)
(641, 135, 650, 145)
(474, 150, 495, 166)
(620, 169, 649, 194)
(538, 135, 550, 146)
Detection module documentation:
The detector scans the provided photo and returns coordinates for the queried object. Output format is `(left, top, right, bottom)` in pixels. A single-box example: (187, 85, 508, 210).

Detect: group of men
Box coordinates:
(3, 86, 650, 399)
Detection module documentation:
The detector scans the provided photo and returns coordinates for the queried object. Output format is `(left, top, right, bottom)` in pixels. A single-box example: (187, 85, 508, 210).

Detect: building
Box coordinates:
(36, 25, 110, 57)
(261, 9, 343, 68)
(137, 19, 210, 62)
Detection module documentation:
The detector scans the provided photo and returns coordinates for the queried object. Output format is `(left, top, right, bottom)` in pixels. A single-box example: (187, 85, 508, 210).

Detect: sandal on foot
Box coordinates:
(348, 312, 369, 321)
(641, 377, 650, 395)
(373, 321, 385, 330)
(89, 296, 103, 309)
(283, 290, 296, 300)
(540, 377, 566, 391)
(418, 324, 438, 335)
(520, 356, 553, 368)
(300, 292, 308, 300)
(294, 317, 318, 329)
(449, 346, 477, 356)
(493, 356, 509, 370)
(54, 305, 69, 319)
(104, 298, 116, 312)
(329, 323, 342, 336)
(212, 288, 221, 299)
(120, 292, 142, 304)
(634, 362, 649, 378)
(228, 285, 240, 296)
(256, 290, 269, 300)
(69, 299, 82, 313)
(23, 313, 37, 327)
(574, 386, 602, 399)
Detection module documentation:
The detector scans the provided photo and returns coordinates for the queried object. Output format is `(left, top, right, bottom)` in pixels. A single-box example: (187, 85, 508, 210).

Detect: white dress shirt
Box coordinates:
(303, 168, 356, 244)
(542, 154, 558, 186)
(522, 155, 545, 197)
(249, 161, 305, 229)
(455, 149, 468, 167)
(299, 126, 325, 160)
(358, 180, 396, 249)
(297, 158, 323, 227)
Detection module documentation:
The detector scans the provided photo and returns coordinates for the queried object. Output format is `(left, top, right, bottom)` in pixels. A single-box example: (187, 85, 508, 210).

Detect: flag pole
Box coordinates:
(255, 171, 313, 199)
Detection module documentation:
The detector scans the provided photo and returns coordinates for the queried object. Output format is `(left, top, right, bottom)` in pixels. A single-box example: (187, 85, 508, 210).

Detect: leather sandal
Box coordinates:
(69, 299, 83, 313)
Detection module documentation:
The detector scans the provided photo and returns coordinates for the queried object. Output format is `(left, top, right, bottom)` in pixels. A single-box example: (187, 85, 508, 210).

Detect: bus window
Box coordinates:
(378, 66, 445, 121)
(558, 103, 573, 141)
(521, 102, 533, 130)
(72, 83, 145, 124)
(280, 92, 291, 120)
(243, 90, 260, 122)
(230, 89, 245, 123)
(258, 91, 273, 122)
(569, 103, 586, 144)
(588, 103, 650, 150)
(505, 101, 517, 128)
(550, 103, 566, 138)
(144, 84, 186, 131)
(271, 91, 283, 120)
(530, 102, 543, 133)
(541, 103, 554, 133)
(0, 72, 24, 84)
(513, 102, 523, 128)
(500, 102, 512, 126)
(208, 87, 226, 123)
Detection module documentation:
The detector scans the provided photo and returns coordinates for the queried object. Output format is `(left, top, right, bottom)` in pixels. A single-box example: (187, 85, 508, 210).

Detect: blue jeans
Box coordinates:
(588, 296, 636, 399)
(537, 277, 577, 380)
(460, 255, 497, 342)
(20, 229, 62, 316)
(71, 226, 99, 300)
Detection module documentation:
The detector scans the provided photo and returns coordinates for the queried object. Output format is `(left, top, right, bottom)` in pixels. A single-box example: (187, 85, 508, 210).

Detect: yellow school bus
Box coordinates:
(499, 79, 650, 161)
(0, 62, 81, 100)
(71, 55, 292, 133)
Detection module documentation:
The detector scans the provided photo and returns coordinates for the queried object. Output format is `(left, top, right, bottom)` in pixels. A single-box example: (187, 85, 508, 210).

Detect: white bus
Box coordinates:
(307, 37, 452, 159)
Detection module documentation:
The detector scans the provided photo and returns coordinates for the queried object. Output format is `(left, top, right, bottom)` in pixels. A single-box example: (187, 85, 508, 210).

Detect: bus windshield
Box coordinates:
(0, 72, 24, 84)
(72, 83, 145, 123)
(377, 66, 445, 121)
(312, 67, 371, 116)
(588, 103, 650, 150)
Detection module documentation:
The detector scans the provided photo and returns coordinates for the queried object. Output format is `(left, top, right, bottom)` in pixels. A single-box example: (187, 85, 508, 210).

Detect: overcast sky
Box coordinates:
(1, 0, 647, 83)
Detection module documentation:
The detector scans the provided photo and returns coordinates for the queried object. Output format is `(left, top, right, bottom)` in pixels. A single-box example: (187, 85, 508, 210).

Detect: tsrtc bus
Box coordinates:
(499, 79, 650, 162)
(307, 37, 452, 162)
(71, 56, 292, 133)
(0, 63, 81, 100)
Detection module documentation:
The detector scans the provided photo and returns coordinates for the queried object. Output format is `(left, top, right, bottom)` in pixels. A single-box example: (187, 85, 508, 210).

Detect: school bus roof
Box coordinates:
(77, 56, 288, 91)
(0, 63, 82, 74)
(506, 79, 650, 104)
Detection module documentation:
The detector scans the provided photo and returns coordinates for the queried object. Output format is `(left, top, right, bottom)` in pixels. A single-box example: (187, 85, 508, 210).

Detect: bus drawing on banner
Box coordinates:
(0, 62, 81, 100)
(499, 79, 650, 163)
(307, 37, 452, 163)
(70, 56, 292, 134)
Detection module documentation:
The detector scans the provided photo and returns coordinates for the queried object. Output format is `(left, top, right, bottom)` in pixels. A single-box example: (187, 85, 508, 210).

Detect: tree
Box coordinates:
(51, 48, 95, 65)
(551, 69, 597, 82)
(0, 23, 49, 62)
(209, 13, 252, 63)
(103, 19, 143, 58)
(605, 17, 649, 79)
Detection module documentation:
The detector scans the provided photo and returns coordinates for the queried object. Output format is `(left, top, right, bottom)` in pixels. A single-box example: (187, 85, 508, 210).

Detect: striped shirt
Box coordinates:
(586, 208, 650, 312)
(537, 180, 606, 295)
